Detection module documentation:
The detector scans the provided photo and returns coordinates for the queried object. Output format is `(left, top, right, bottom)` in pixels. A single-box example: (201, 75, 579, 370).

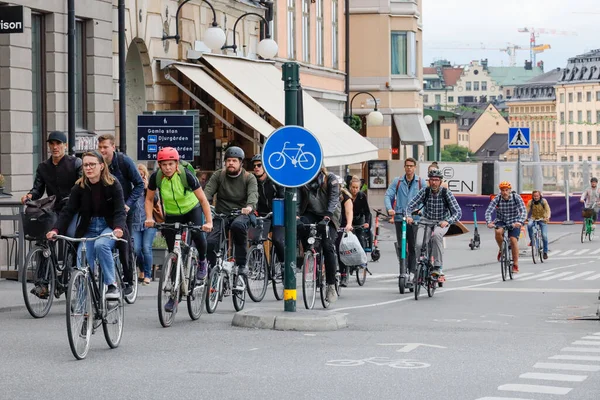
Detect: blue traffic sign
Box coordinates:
(137, 115, 195, 160)
(508, 127, 530, 149)
(262, 126, 323, 188)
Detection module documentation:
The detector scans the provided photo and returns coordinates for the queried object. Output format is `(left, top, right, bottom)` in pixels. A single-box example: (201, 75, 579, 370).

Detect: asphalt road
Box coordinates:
(1, 224, 599, 400)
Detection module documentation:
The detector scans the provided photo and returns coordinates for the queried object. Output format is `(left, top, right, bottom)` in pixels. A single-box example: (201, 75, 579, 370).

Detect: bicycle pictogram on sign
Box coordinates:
(267, 141, 317, 171)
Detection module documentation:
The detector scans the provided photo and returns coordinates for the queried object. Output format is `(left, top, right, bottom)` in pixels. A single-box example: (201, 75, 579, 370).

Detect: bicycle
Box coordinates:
(21, 237, 77, 318)
(349, 226, 372, 286)
(55, 232, 127, 360)
(114, 242, 137, 305)
(154, 222, 208, 327)
(413, 221, 439, 300)
(495, 225, 514, 281)
(301, 221, 339, 309)
(371, 208, 388, 262)
(467, 204, 482, 250)
(267, 141, 317, 171)
(530, 219, 545, 264)
(206, 209, 246, 313)
(581, 208, 595, 243)
(246, 213, 273, 302)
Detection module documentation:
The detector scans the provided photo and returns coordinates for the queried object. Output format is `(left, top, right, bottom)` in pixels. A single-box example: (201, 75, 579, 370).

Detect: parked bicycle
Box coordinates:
(413, 221, 439, 300)
(154, 222, 207, 327)
(496, 225, 514, 281)
(581, 208, 595, 243)
(246, 212, 276, 302)
(54, 232, 127, 360)
(21, 237, 77, 318)
(530, 219, 545, 264)
(206, 209, 246, 313)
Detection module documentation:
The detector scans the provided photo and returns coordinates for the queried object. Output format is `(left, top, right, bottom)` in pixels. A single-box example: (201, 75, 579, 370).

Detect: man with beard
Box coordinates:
(204, 146, 258, 275)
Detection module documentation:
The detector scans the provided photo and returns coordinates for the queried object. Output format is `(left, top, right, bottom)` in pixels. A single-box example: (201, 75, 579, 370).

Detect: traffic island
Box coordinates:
(232, 308, 348, 331)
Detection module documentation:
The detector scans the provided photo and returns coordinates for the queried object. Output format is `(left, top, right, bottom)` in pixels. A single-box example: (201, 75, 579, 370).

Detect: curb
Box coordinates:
(231, 307, 348, 331)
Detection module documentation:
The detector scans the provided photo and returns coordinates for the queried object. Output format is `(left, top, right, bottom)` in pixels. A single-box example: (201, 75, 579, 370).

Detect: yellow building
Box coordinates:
(452, 103, 509, 153)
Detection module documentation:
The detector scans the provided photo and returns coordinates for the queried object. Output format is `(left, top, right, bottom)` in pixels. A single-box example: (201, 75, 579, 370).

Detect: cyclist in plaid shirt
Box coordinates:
(485, 181, 527, 273)
(406, 169, 461, 277)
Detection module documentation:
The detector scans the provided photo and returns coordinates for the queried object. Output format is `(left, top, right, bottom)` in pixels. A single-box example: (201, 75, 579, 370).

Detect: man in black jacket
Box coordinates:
(297, 168, 341, 303)
(21, 131, 82, 236)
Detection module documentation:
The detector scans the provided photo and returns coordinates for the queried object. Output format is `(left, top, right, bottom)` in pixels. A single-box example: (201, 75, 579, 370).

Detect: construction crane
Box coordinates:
(426, 43, 532, 66)
(518, 27, 577, 64)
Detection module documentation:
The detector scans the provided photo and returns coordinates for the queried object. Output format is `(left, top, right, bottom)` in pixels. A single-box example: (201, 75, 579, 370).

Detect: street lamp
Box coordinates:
(424, 115, 433, 125)
(221, 13, 278, 59)
(162, 0, 226, 52)
(345, 91, 384, 127)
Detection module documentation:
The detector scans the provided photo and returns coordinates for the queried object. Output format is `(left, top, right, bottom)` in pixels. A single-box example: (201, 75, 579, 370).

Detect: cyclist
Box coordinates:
(46, 151, 126, 300)
(144, 147, 213, 312)
(336, 178, 354, 287)
(203, 146, 258, 277)
(21, 131, 82, 235)
(250, 154, 285, 267)
(297, 168, 341, 302)
(406, 169, 461, 277)
(384, 157, 427, 283)
(485, 181, 526, 273)
(526, 190, 551, 260)
(580, 177, 600, 229)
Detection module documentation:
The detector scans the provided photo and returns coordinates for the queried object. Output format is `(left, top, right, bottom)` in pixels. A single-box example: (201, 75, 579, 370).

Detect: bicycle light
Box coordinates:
(307, 237, 315, 244)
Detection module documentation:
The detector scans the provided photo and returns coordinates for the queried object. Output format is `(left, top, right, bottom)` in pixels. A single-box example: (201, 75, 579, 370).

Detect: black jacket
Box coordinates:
(298, 172, 340, 218)
(29, 155, 82, 210)
(54, 179, 127, 238)
(256, 175, 285, 216)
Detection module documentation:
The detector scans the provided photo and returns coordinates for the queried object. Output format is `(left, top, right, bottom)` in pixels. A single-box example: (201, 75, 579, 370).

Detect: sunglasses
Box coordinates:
(253, 163, 263, 169)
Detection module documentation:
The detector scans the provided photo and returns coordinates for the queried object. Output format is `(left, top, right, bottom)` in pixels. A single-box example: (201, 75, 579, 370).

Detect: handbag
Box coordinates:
(22, 195, 58, 239)
(339, 231, 368, 266)
(152, 192, 165, 223)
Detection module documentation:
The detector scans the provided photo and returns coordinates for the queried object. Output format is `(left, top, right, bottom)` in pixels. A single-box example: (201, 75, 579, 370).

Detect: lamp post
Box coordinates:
(344, 91, 384, 127)
(162, 0, 227, 51)
(221, 13, 278, 59)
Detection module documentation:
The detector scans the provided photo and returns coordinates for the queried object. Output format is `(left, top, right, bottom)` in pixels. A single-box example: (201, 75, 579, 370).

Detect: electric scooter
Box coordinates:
(394, 216, 413, 294)
(467, 204, 482, 250)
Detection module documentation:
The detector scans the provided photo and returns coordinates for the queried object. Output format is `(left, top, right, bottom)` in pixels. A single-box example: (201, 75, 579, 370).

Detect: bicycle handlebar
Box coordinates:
(154, 222, 206, 232)
(256, 212, 273, 220)
(53, 232, 127, 244)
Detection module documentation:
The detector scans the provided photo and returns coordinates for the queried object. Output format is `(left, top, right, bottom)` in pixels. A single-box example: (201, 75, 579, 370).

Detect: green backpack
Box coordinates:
(155, 161, 196, 192)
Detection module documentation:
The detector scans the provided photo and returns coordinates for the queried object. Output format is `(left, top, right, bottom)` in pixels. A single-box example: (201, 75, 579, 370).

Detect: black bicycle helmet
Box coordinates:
(592, 177, 598, 183)
(251, 154, 262, 163)
(224, 146, 245, 160)
(428, 168, 443, 179)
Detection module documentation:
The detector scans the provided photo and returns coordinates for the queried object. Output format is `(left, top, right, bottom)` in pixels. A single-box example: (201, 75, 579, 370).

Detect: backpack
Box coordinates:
(392, 176, 423, 209)
(22, 196, 58, 239)
(217, 169, 253, 189)
(155, 161, 196, 192)
(495, 191, 519, 208)
(419, 186, 451, 212)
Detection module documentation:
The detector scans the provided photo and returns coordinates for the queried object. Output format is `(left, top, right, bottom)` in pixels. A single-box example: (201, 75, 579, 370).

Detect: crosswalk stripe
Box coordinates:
(518, 272, 555, 281)
(550, 250, 563, 256)
(574, 249, 591, 255)
(451, 274, 490, 282)
(572, 341, 600, 346)
(581, 336, 600, 340)
(519, 372, 587, 382)
(471, 275, 502, 282)
(550, 355, 600, 361)
(476, 397, 533, 400)
(444, 274, 473, 280)
(514, 272, 534, 279)
(584, 273, 600, 281)
(560, 271, 595, 281)
(497, 384, 572, 395)
(534, 362, 600, 372)
(538, 272, 572, 281)
(560, 249, 577, 256)
(591, 248, 600, 255)
(561, 347, 600, 353)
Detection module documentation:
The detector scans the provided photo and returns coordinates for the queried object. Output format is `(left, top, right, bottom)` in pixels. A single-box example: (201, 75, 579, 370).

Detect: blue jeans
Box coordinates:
(77, 217, 117, 286)
(527, 220, 548, 253)
(132, 228, 157, 279)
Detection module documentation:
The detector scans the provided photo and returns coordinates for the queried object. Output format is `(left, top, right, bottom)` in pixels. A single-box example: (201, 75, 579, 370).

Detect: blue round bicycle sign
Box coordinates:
(262, 125, 323, 188)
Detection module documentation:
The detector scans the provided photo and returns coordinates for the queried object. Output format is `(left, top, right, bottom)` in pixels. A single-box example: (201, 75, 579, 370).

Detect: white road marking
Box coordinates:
(451, 273, 491, 281)
(497, 384, 572, 395)
(559, 249, 577, 256)
(585, 273, 600, 281)
(550, 355, 600, 361)
(460, 288, 598, 294)
(471, 275, 502, 282)
(561, 347, 600, 353)
(517, 272, 559, 281)
(581, 336, 600, 340)
(476, 397, 533, 400)
(591, 248, 600, 255)
(543, 264, 579, 273)
(538, 272, 573, 281)
(560, 271, 595, 281)
(533, 362, 600, 372)
(518, 372, 587, 382)
(572, 341, 600, 346)
(574, 249, 590, 255)
(549, 250, 563, 256)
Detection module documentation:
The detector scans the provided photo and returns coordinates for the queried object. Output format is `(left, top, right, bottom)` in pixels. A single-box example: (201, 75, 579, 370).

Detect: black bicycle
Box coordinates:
(245, 213, 274, 302)
(413, 221, 439, 300)
(496, 225, 514, 281)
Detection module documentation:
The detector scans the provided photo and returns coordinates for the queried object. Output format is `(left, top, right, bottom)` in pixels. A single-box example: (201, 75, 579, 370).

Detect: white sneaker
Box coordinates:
(326, 285, 338, 303)
(408, 272, 415, 283)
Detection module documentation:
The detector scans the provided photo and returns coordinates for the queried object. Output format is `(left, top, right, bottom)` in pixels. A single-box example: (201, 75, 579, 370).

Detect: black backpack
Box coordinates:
(418, 187, 451, 212)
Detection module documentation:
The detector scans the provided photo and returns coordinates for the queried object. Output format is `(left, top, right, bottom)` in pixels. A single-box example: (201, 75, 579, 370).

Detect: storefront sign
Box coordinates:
(75, 134, 98, 152)
(0, 6, 24, 34)
(419, 162, 480, 194)
(368, 160, 388, 189)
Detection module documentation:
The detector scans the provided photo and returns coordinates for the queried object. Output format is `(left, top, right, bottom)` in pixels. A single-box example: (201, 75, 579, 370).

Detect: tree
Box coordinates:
(441, 144, 473, 162)
(348, 114, 362, 133)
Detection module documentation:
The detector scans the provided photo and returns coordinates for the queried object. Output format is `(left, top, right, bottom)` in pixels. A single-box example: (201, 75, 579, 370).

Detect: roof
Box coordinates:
(423, 67, 437, 75)
(442, 68, 463, 87)
(487, 66, 545, 87)
(424, 108, 459, 121)
(456, 103, 496, 131)
(472, 133, 509, 161)
(508, 68, 562, 103)
(523, 68, 562, 85)
(558, 49, 600, 84)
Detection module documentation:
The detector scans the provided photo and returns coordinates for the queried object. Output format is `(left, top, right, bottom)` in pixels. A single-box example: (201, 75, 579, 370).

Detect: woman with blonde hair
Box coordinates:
(132, 164, 159, 285)
(47, 150, 127, 300)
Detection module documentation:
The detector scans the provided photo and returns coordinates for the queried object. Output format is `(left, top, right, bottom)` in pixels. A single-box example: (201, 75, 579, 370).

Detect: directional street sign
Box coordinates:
(508, 127, 530, 149)
(262, 125, 323, 188)
(137, 115, 194, 161)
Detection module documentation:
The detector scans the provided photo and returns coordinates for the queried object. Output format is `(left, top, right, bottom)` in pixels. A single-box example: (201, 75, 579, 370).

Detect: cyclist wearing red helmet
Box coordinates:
(485, 181, 526, 273)
(144, 147, 213, 305)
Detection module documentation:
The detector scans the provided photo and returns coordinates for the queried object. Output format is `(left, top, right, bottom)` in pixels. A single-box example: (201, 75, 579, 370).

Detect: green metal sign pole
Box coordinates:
(282, 62, 300, 312)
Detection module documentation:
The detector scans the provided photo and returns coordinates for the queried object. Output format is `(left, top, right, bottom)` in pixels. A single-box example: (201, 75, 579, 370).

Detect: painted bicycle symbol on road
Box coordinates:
(267, 141, 317, 170)
(325, 357, 430, 369)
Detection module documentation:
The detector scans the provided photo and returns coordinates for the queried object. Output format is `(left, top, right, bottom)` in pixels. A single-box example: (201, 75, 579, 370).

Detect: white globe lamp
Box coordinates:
(204, 26, 226, 51)
(257, 38, 279, 59)
(424, 115, 433, 125)
(366, 110, 384, 127)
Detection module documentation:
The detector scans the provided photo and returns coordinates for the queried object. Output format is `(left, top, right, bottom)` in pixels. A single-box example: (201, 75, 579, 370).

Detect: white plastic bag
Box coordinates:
(339, 231, 368, 266)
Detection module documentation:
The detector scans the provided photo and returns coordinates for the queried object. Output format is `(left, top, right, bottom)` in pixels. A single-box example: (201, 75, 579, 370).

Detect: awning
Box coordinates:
(393, 114, 433, 146)
(173, 64, 275, 137)
(202, 54, 379, 166)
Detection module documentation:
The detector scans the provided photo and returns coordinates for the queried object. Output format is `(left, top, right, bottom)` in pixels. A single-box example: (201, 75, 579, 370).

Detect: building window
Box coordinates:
(315, 0, 323, 66)
(461, 118, 469, 126)
(390, 32, 406, 75)
(331, 0, 339, 68)
(32, 13, 46, 168)
(569, 111, 573, 123)
(560, 93, 565, 103)
(473, 81, 479, 91)
(587, 91, 592, 102)
(75, 20, 87, 129)
(597, 111, 600, 124)
(589, 156, 593, 162)
(301, 0, 310, 62)
(287, 0, 296, 59)
(578, 131, 583, 145)
(560, 132, 565, 145)
(570, 156, 574, 162)
(579, 156, 583, 162)
(577, 92, 582, 102)
(568, 93, 573, 102)
(443, 129, 450, 139)
(588, 131, 593, 145)
(597, 131, 600, 145)
(587, 110, 592, 123)
(482, 81, 487, 91)
(466, 81, 472, 91)
(597, 91, 600, 101)
(434, 94, 441, 104)
(490, 95, 496, 101)
(448, 96, 454, 103)
(506, 89, 511, 97)
(560, 112, 565, 124)
(569, 131, 573, 145)
(423, 94, 429, 103)
(578, 111, 583, 123)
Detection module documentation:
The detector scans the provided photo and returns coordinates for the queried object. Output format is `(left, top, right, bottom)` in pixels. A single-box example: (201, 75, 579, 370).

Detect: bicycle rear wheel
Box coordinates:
(246, 246, 268, 302)
(589, 224, 594, 241)
(537, 231, 544, 263)
(414, 263, 422, 300)
(206, 266, 222, 314)
(501, 242, 508, 281)
(270, 248, 283, 301)
(103, 272, 124, 349)
(356, 265, 367, 287)
(22, 246, 55, 318)
(158, 253, 177, 327)
(581, 223, 586, 243)
(302, 251, 317, 309)
(427, 274, 436, 298)
(66, 269, 92, 360)
(186, 253, 205, 321)
(319, 255, 330, 309)
(232, 274, 246, 312)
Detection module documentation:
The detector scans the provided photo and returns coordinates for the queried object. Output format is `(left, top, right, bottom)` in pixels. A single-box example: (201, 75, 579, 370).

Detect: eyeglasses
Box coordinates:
(253, 163, 262, 169)
(404, 164, 416, 168)
(83, 163, 98, 169)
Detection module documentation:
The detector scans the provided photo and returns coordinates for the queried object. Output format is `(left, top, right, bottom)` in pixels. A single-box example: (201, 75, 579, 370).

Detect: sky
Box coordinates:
(422, 0, 599, 70)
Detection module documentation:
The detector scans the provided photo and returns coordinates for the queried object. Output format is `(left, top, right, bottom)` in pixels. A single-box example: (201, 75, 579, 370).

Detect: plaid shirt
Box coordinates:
(485, 192, 527, 225)
(406, 188, 462, 225)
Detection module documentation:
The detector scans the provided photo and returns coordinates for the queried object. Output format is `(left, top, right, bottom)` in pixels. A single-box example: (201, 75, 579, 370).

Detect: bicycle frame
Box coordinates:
(280, 142, 305, 162)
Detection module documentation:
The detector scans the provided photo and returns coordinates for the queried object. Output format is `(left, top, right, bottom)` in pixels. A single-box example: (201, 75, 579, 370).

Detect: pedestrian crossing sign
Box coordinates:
(508, 127, 530, 149)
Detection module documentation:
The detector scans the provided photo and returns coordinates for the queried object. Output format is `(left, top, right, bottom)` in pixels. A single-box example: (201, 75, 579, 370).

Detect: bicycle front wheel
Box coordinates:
(186, 253, 205, 321)
(414, 263, 422, 300)
(356, 265, 367, 287)
(103, 272, 124, 349)
(206, 266, 222, 314)
(581, 223, 586, 243)
(319, 255, 330, 309)
(246, 246, 268, 302)
(427, 273, 436, 298)
(232, 274, 246, 312)
(501, 242, 508, 281)
(270, 248, 283, 301)
(22, 246, 55, 318)
(302, 251, 317, 310)
(66, 269, 92, 360)
(531, 235, 539, 264)
(158, 253, 177, 327)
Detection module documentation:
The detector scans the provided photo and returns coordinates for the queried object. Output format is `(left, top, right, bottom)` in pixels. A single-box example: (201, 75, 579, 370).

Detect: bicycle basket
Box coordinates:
(582, 208, 594, 218)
